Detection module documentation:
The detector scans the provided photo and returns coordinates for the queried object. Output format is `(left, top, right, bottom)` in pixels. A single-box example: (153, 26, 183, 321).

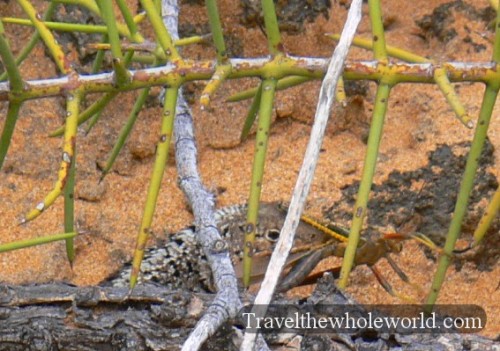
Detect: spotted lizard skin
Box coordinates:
(105, 202, 328, 292)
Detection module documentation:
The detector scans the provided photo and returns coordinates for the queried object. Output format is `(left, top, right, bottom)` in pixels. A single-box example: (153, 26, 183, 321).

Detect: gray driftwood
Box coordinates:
(0, 276, 498, 351)
(162, 0, 256, 349)
(0, 283, 212, 351)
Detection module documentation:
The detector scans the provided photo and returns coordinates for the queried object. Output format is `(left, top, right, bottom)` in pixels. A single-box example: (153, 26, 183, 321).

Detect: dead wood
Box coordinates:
(0, 276, 497, 351)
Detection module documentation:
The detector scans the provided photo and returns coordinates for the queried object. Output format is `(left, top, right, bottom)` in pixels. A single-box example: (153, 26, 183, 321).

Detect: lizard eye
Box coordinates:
(265, 229, 280, 242)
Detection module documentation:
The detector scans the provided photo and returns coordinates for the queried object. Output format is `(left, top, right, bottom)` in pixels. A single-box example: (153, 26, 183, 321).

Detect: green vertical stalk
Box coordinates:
(261, 0, 282, 55)
(425, 84, 498, 309)
(367, 0, 387, 60)
(243, 78, 277, 287)
(199, 0, 230, 106)
(91, 34, 108, 74)
(200, 0, 232, 107)
(64, 148, 76, 263)
(154, 0, 161, 12)
(62, 90, 81, 264)
(100, 87, 151, 179)
(473, 186, 499, 246)
(205, 0, 227, 62)
(0, 20, 24, 169)
(0, 21, 23, 90)
(0, 102, 22, 170)
(336, 77, 347, 105)
(338, 83, 391, 288)
(338, 0, 390, 289)
(98, 4, 126, 57)
(129, 87, 179, 288)
(240, 82, 263, 141)
(493, 5, 500, 63)
(116, 0, 140, 40)
(425, 2, 500, 310)
(139, 0, 179, 60)
(97, 0, 130, 86)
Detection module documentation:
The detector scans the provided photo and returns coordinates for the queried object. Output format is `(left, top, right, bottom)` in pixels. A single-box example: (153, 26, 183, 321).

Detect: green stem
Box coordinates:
(338, 83, 391, 288)
(433, 68, 472, 128)
(116, 0, 139, 38)
(1, 18, 115, 34)
(493, 5, 500, 62)
(97, 0, 131, 86)
(0, 102, 22, 169)
(473, 186, 499, 246)
(329, 34, 425, 62)
(91, 34, 108, 74)
(85, 50, 135, 134)
(97, 0, 123, 60)
(228, 76, 311, 102)
(368, 0, 387, 60)
(205, 0, 227, 62)
(54, 0, 136, 39)
(63, 92, 81, 263)
(101, 87, 150, 179)
(261, 0, 282, 55)
(0, 5, 22, 168)
(130, 53, 156, 64)
(240, 82, 263, 141)
(0, 232, 77, 253)
(129, 87, 179, 288)
(50, 92, 119, 137)
(425, 83, 498, 309)
(0, 22, 25, 90)
(338, 0, 390, 289)
(24, 90, 81, 222)
(243, 78, 277, 287)
(336, 77, 347, 105)
(425, 0, 500, 310)
(139, 0, 179, 60)
(64, 148, 76, 264)
(329, 34, 473, 127)
(200, 64, 232, 108)
(17, 0, 68, 74)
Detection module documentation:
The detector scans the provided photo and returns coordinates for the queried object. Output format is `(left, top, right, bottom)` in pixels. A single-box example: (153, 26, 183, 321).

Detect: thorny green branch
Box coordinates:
(1, 60, 500, 103)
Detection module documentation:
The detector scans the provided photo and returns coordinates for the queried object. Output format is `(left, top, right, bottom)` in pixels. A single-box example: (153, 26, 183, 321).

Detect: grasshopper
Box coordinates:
(107, 202, 429, 298)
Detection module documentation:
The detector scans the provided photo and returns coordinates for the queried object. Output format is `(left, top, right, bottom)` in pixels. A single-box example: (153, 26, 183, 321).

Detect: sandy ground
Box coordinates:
(0, 0, 499, 339)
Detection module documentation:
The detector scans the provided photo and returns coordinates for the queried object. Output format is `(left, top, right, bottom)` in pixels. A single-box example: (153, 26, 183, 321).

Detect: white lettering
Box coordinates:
(328, 315, 345, 329)
(372, 316, 383, 329)
(242, 313, 256, 329)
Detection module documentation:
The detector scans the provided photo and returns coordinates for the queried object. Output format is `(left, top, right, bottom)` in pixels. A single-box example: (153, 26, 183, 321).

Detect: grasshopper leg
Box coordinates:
(278, 245, 336, 292)
(369, 265, 416, 303)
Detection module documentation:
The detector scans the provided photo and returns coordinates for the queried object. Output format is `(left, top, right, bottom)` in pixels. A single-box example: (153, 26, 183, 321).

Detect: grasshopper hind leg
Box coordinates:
(278, 246, 336, 292)
(369, 263, 422, 303)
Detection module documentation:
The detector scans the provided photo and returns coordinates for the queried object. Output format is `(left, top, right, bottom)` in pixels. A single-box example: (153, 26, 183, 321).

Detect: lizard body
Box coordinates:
(105, 202, 329, 292)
